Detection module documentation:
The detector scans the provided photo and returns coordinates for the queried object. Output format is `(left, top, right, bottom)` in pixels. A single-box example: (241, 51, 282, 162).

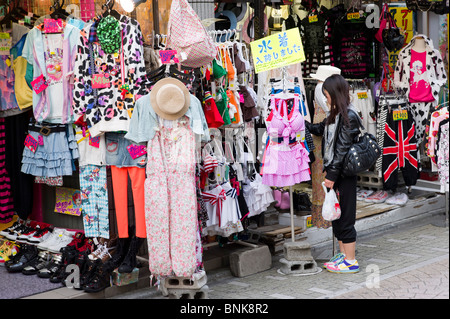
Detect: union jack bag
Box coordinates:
(166, 0, 217, 68)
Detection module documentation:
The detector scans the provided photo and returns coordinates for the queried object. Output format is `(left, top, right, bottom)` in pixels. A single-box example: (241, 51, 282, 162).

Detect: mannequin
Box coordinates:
(411, 36, 426, 53)
(394, 34, 448, 146)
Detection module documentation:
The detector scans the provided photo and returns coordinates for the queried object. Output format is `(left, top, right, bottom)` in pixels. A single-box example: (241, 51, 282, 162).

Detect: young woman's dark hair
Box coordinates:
(322, 74, 351, 126)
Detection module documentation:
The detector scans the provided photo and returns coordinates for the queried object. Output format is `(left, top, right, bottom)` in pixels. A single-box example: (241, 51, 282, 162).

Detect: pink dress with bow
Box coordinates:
(261, 94, 311, 187)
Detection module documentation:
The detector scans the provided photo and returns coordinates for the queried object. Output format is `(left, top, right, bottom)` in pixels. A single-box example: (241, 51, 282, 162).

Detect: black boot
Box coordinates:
(78, 259, 102, 290)
(107, 237, 130, 270)
(118, 236, 144, 273)
(83, 261, 114, 293)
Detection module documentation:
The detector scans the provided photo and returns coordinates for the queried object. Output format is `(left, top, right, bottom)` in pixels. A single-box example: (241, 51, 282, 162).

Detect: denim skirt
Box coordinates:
(105, 132, 147, 168)
(21, 123, 79, 177)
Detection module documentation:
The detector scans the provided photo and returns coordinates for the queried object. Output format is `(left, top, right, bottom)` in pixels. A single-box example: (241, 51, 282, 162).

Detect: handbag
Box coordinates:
(342, 113, 382, 177)
(375, 3, 389, 43)
(166, 0, 217, 68)
(382, 10, 405, 52)
(374, 63, 394, 102)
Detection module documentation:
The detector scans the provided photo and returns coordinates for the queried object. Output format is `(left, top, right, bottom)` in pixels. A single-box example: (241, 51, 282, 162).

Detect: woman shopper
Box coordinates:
(306, 74, 361, 273)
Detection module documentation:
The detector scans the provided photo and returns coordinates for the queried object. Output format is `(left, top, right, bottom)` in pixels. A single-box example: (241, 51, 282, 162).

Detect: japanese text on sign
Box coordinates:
(387, 7, 413, 70)
(250, 28, 305, 74)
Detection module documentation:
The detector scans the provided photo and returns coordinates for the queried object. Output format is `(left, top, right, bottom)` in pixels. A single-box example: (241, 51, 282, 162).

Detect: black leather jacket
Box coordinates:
(306, 109, 361, 182)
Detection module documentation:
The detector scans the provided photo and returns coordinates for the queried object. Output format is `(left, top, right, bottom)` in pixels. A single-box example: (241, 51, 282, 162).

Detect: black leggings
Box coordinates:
(331, 174, 357, 244)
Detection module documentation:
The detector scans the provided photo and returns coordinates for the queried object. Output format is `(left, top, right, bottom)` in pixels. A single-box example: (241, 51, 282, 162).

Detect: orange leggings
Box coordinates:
(111, 166, 146, 238)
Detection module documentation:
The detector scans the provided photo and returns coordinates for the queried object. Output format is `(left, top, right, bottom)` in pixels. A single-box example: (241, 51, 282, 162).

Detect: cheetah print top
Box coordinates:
(72, 15, 147, 138)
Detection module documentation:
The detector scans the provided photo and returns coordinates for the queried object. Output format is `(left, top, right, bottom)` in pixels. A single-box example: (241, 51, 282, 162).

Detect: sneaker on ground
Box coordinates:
(46, 230, 77, 253)
(22, 251, 53, 276)
(322, 252, 345, 269)
(385, 192, 409, 206)
(6, 244, 39, 273)
(38, 253, 62, 279)
(16, 225, 39, 243)
(28, 227, 53, 245)
(357, 189, 374, 201)
(4, 222, 29, 241)
(364, 190, 389, 203)
(325, 259, 360, 274)
(0, 220, 24, 238)
(89, 237, 117, 261)
(37, 228, 66, 251)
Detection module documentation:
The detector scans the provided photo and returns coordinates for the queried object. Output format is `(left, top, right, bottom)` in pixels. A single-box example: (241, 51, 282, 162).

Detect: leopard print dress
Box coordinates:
(72, 15, 147, 138)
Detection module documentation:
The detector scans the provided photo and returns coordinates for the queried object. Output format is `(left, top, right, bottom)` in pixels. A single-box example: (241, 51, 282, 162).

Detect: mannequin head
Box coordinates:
(412, 36, 427, 53)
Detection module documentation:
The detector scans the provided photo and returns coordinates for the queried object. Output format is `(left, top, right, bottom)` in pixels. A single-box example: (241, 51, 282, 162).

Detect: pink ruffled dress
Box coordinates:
(261, 94, 310, 187)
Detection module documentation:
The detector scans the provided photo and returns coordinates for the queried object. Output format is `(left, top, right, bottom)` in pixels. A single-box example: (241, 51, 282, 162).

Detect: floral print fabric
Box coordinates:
(144, 118, 197, 278)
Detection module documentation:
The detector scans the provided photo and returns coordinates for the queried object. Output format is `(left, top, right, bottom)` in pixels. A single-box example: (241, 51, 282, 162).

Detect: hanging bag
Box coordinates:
(342, 112, 382, 176)
(382, 10, 405, 52)
(375, 3, 389, 43)
(321, 182, 341, 222)
(166, 0, 217, 68)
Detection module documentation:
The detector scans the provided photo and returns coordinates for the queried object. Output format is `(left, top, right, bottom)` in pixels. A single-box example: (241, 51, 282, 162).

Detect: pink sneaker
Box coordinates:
(364, 190, 389, 203)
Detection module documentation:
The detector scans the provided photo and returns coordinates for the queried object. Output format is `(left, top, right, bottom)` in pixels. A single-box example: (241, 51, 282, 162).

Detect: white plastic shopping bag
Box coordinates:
(321, 182, 341, 221)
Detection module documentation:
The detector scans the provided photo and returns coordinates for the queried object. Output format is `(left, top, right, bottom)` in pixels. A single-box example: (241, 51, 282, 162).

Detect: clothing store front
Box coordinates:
(0, 0, 448, 299)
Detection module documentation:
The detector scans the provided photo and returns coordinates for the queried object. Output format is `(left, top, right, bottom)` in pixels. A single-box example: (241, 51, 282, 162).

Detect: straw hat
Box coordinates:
(150, 78, 190, 121)
(310, 65, 342, 82)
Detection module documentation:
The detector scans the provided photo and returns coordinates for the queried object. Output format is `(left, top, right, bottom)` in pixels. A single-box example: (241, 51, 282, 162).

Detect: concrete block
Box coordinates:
(283, 241, 314, 261)
(163, 270, 207, 290)
(246, 230, 261, 244)
(167, 285, 209, 299)
(262, 210, 279, 226)
(279, 258, 318, 275)
(229, 245, 272, 278)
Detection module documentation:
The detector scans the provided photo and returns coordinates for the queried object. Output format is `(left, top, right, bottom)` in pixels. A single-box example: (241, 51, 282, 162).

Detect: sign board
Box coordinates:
(55, 187, 83, 216)
(250, 28, 305, 74)
(387, 7, 414, 70)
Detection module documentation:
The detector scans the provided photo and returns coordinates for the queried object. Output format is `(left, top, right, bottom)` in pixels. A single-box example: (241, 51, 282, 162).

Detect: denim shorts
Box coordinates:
(21, 123, 79, 177)
(105, 132, 147, 168)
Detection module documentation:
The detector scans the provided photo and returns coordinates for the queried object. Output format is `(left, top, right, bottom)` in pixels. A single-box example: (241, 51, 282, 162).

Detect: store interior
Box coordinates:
(0, 0, 448, 299)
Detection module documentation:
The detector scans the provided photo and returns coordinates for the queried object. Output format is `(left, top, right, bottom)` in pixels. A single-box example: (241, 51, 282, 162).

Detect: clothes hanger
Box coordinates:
(102, 0, 121, 20)
(50, 0, 69, 20)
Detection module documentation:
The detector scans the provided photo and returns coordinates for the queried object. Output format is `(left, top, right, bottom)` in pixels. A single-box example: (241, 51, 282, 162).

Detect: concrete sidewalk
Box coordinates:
(111, 209, 448, 300)
(24, 192, 448, 300)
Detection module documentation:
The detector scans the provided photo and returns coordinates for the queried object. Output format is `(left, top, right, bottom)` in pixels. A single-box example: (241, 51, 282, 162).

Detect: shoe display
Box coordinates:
(47, 230, 77, 254)
(16, 225, 39, 244)
(0, 220, 24, 238)
(78, 259, 102, 290)
(22, 251, 53, 276)
(37, 228, 64, 251)
(37, 253, 63, 279)
(386, 192, 409, 206)
(6, 244, 39, 273)
(4, 222, 29, 241)
(89, 237, 117, 261)
(357, 189, 374, 201)
(28, 227, 53, 245)
(60, 232, 85, 253)
(83, 262, 114, 293)
(364, 190, 389, 203)
(38, 228, 75, 253)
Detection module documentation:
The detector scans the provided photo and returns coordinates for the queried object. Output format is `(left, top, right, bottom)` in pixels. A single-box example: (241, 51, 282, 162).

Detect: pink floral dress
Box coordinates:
(144, 117, 198, 278)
